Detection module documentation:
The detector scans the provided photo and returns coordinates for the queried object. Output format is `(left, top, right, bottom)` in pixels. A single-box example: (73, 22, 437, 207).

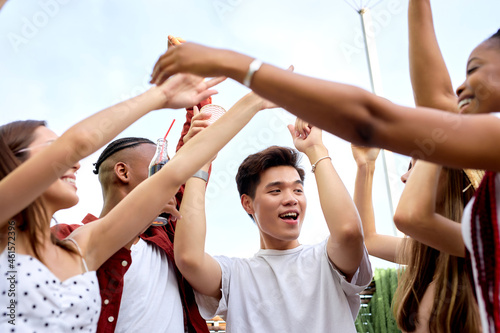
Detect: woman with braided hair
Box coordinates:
(150, 25, 500, 332)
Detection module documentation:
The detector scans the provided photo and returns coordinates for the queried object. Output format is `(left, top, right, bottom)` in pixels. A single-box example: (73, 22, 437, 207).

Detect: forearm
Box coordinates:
(196, 50, 373, 145)
(309, 146, 362, 240)
(175, 173, 208, 273)
(394, 161, 465, 256)
(308, 146, 364, 277)
(64, 87, 164, 162)
(248, 64, 377, 143)
(251, 64, 500, 170)
(173, 107, 195, 206)
(396, 161, 440, 224)
(0, 87, 164, 224)
(354, 163, 401, 262)
(408, 0, 457, 111)
(354, 163, 377, 237)
(176, 164, 223, 297)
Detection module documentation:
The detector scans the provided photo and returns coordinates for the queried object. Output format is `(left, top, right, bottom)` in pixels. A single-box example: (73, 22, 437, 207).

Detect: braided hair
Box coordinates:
(471, 171, 500, 332)
(93, 137, 154, 174)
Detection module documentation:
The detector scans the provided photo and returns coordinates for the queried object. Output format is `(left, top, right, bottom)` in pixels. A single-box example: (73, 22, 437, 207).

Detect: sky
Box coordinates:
(1, 0, 499, 268)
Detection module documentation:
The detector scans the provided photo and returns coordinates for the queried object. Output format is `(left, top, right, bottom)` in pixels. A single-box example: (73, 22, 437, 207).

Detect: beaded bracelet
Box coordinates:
(311, 156, 331, 173)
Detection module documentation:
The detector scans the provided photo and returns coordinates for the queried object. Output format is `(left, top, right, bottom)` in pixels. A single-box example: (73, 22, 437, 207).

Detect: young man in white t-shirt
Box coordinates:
(175, 120, 373, 333)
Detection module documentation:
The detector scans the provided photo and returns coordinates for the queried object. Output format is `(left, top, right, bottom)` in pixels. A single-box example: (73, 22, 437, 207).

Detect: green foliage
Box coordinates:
(355, 268, 402, 333)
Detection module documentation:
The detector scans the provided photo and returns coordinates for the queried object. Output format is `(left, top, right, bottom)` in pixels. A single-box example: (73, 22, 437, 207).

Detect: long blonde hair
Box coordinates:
(393, 168, 481, 333)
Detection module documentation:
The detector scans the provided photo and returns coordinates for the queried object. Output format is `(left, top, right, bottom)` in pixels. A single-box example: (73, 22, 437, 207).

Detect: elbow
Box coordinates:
(174, 250, 203, 276)
(393, 208, 429, 236)
(351, 90, 382, 146)
(393, 210, 411, 234)
(355, 121, 376, 146)
(338, 223, 364, 247)
(363, 235, 378, 255)
(174, 251, 199, 275)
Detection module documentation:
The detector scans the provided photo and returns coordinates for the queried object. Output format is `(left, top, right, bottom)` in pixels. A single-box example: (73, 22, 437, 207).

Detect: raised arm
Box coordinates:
(82, 91, 266, 271)
(172, 98, 212, 212)
(393, 161, 465, 257)
(351, 144, 402, 263)
(408, 0, 457, 111)
(150, 43, 500, 172)
(289, 120, 364, 280)
(173, 91, 280, 298)
(401, 0, 467, 257)
(175, 160, 221, 298)
(0, 74, 223, 226)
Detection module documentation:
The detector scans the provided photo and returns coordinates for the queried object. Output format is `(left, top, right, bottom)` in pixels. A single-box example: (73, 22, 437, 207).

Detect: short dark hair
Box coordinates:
(236, 146, 305, 200)
(93, 137, 154, 174)
(485, 28, 500, 49)
(490, 28, 500, 40)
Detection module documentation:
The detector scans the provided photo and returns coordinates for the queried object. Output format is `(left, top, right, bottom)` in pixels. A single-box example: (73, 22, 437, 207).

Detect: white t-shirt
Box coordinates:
(195, 239, 372, 333)
(115, 239, 184, 333)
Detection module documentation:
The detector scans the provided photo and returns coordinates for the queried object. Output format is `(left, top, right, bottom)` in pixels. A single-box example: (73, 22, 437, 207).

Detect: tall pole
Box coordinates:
(359, 8, 383, 96)
(359, 8, 400, 234)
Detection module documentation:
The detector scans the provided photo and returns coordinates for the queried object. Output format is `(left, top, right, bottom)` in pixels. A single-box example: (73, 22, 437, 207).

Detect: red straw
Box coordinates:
(164, 119, 176, 141)
(160, 119, 176, 157)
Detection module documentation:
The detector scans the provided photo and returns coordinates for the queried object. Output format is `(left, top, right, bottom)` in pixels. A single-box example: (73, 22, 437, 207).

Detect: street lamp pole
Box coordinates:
(358, 7, 400, 232)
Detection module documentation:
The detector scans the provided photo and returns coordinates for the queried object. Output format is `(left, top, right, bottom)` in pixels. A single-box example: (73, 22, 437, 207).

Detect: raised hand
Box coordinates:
(287, 118, 324, 155)
(151, 43, 232, 85)
(183, 105, 211, 144)
(168, 35, 186, 48)
(157, 73, 225, 110)
(351, 144, 380, 167)
(182, 106, 218, 165)
(160, 196, 182, 222)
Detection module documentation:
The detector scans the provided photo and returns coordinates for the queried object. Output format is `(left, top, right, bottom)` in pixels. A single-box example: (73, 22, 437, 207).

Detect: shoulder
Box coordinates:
(51, 223, 82, 239)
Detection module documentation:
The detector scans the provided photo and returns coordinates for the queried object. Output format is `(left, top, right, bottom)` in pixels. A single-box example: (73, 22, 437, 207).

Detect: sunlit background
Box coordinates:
(1, 0, 499, 268)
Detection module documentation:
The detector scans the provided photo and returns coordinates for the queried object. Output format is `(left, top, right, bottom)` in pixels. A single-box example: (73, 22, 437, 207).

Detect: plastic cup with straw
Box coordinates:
(200, 104, 226, 125)
(148, 119, 176, 226)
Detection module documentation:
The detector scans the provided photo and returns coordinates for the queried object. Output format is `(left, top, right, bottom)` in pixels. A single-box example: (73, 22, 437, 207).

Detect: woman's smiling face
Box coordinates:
(456, 38, 500, 115)
(28, 126, 81, 214)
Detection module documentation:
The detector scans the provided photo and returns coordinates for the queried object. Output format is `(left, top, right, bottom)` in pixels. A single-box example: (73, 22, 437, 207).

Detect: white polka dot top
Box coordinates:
(0, 241, 101, 332)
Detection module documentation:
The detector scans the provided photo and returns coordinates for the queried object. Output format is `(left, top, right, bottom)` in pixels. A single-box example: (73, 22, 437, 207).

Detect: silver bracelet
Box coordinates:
(192, 170, 209, 182)
(311, 156, 331, 173)
(243, 59, 263, 88)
